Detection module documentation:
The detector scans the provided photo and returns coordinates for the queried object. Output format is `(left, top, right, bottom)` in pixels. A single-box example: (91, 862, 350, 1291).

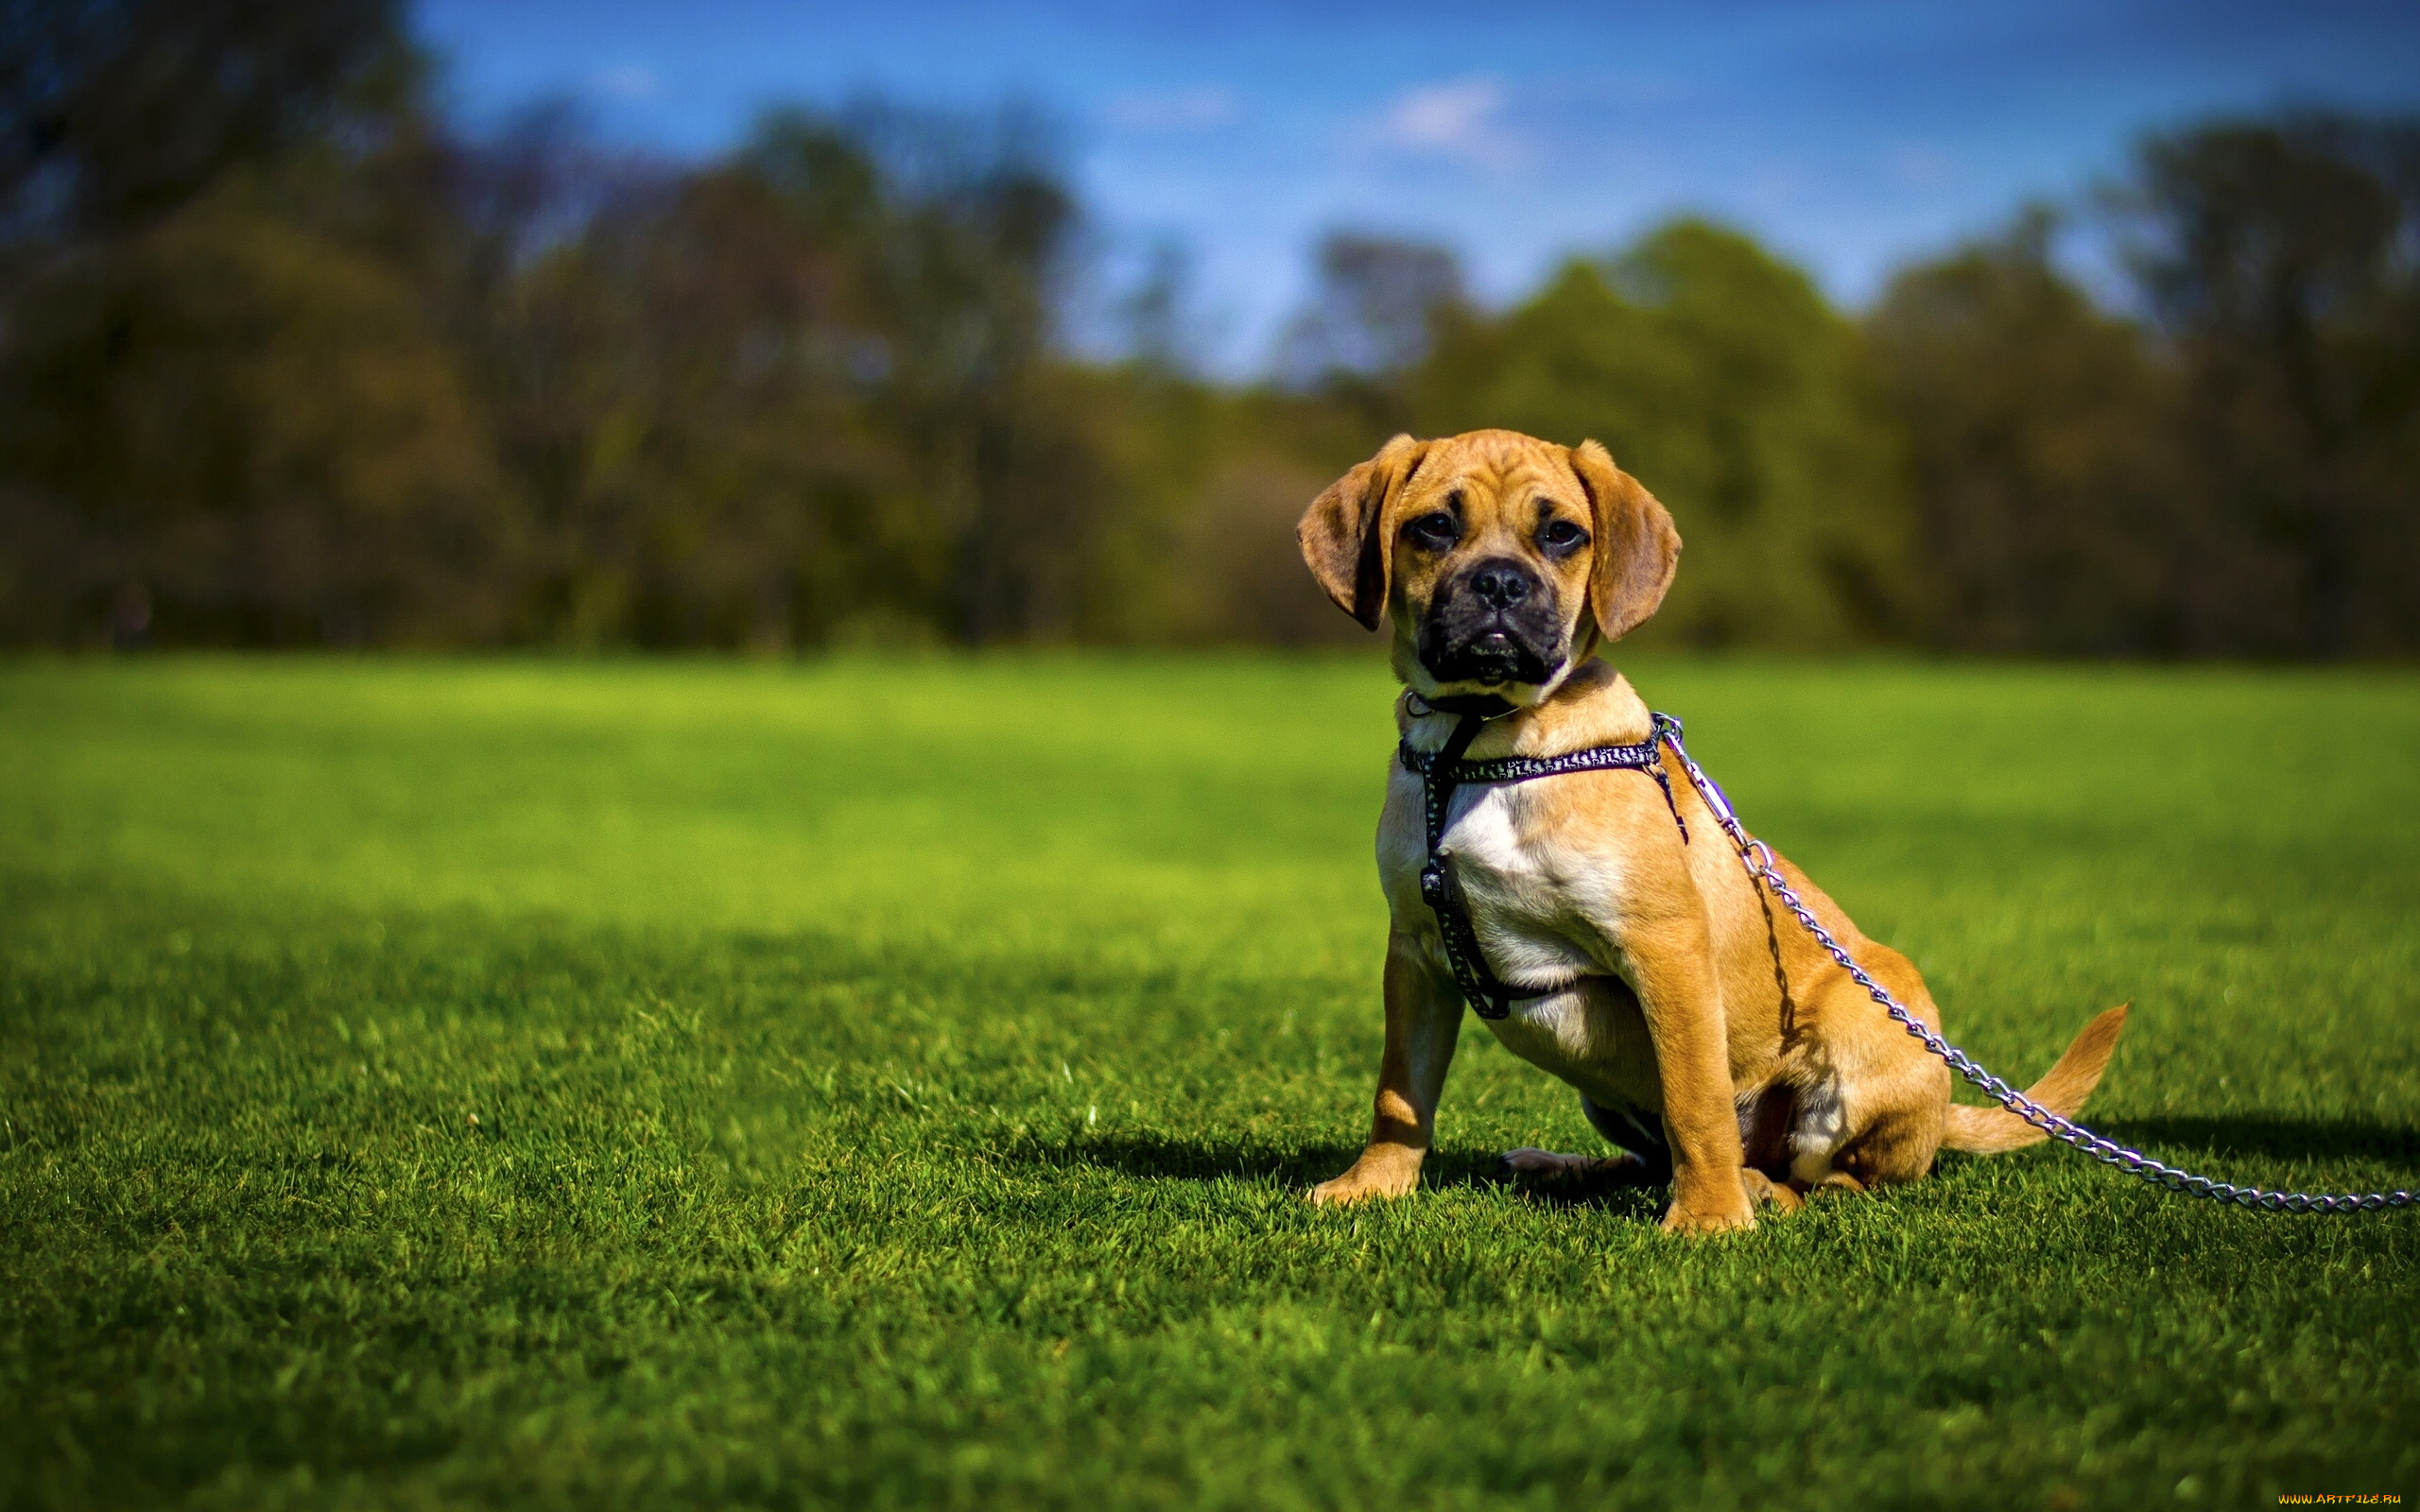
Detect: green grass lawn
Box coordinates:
(3, 655, 2416, 1510)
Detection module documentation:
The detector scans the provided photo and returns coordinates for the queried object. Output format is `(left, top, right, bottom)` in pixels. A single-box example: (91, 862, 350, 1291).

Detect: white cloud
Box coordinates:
(1100, 85, 1241, 133)
(1364, 76, 1527, 172)
(590, 64, 661, 102)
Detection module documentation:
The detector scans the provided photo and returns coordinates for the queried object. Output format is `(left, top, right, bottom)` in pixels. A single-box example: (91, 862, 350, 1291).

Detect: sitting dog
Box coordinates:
(1296, 427, 2126, 1234)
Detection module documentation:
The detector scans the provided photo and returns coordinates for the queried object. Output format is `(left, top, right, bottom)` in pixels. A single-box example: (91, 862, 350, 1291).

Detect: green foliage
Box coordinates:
(1867, 215, 2186, 654)
(457, 107, 1103, 651)
(1876, 115, 2420, 656)
(1417, 222, 1914, 648)
(2126, 115, 2420, 656)
(0, 0, 411, 243)
(2, 657, 2416, 1507)
(0, 190, 514, 644)
(0, 5, 2412, 657)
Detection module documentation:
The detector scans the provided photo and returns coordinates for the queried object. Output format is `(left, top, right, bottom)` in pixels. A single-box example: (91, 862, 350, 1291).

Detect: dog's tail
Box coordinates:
(1939, 1004, 2130, 1155)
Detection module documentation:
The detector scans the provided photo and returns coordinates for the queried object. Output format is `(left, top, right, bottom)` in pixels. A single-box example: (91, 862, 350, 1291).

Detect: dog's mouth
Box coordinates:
(1411, 556, 1569, 690)
(1417, 618, 1565, 689)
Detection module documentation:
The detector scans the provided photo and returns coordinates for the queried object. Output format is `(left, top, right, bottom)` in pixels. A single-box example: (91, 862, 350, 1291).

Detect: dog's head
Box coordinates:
(1297, 429, 1681, 703)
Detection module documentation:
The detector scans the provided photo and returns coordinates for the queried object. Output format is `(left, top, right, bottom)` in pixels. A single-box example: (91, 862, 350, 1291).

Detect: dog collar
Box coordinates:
(1406, 691, 1520, 720)
(1403, 709, 1690, 1021)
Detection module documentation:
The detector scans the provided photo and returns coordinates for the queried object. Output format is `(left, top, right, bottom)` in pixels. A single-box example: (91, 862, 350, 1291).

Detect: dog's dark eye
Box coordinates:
(1409, 512, 1460, 548)
(1539, 518, 1588, 552)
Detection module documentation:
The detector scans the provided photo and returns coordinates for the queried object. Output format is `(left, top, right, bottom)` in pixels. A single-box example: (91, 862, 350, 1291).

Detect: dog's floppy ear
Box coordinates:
(1567, 438, 1681, 643)
(1298, 433, 1431, 630)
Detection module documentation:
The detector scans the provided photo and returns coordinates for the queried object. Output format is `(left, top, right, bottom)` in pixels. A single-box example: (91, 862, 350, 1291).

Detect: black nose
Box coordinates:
(1467, 560, 1533, 610)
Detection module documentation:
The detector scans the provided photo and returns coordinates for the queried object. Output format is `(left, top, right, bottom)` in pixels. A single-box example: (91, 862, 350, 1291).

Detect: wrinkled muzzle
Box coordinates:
(1415, 556, 1567, 688)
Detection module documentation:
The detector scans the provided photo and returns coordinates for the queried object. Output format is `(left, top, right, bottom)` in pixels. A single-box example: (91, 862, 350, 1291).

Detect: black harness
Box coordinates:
(1399, 697, 1691, 1021)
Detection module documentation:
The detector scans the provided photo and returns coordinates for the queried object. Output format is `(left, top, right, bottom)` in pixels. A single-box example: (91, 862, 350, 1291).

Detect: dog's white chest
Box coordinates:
(1377, 766, 1616, 994)
(1378, 763, 1664, 1110)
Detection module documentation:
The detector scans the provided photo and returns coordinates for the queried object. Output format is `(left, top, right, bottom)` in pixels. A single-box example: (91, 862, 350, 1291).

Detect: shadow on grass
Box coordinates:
(1022, 1120, 2417, 1218)
(1001, 1131, 1668, 1216)
(2093, 1115, 2420, 1168)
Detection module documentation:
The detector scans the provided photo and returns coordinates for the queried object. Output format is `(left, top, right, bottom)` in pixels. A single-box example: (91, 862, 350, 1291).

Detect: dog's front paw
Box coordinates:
(1658, 1169, 1758, 1235)
(1308, 1177, 1373, 1207)
(1659, 1201, 1756, 1235)
(1309, 1153, 1419, 1206)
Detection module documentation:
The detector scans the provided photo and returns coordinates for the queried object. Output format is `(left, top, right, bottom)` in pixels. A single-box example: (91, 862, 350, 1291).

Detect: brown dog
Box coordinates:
(1297, 428, 2126, 1233)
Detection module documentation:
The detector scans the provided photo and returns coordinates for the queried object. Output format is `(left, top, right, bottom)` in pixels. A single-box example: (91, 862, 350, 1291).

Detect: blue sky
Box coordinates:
(413, 0, 2420, 372)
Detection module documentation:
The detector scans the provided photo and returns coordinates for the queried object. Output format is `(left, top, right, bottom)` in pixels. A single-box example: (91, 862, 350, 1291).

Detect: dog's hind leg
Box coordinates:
(1499, 1095, 1671, 1186)
(1581, 1095, 1673, 1175)
(1829, 1104, 1943, 1192)
(1499, 1147, 1659, 1184)
(1740, 1169, 1803, 1213)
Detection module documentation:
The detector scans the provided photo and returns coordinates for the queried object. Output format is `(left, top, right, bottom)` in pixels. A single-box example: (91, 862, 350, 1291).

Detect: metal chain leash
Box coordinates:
(1650, 713, 2415, 1215)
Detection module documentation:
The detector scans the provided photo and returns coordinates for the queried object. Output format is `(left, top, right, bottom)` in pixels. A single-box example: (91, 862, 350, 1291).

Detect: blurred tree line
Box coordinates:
(2, 0, 2415, 655)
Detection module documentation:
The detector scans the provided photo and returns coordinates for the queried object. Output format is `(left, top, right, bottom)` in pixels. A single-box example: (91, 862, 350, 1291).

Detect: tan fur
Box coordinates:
(1298, 429, 2128, 1235)
(1566, 438, 1681, 644)
(1298, 433, 1432, 630)
(1941, 1005, 2131, 1153)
